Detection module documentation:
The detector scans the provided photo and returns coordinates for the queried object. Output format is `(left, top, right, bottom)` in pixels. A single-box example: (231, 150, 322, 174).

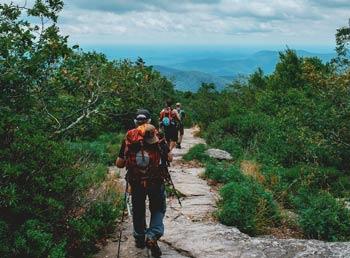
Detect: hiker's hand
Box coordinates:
(168, 152, 173, 162)
(116, 157, 125, 168)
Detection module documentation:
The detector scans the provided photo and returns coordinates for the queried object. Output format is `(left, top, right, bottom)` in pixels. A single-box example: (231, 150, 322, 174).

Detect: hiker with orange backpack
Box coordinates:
(116, 109, 173, 257)
(159, 100, 181, 151)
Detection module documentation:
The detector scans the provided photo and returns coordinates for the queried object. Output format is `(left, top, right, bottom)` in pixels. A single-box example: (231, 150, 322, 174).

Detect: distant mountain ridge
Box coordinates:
(153, 50, 335, 91)
(153, 65, 232, 92)
(170, 50, 335, 76)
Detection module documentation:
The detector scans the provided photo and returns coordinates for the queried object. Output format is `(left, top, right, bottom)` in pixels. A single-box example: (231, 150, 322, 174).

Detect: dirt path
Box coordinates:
(95, 128, 350, 258)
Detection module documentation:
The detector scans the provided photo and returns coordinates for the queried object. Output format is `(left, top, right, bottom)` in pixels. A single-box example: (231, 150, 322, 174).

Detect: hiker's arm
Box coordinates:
(159, 111, 164, 127)
(164, 141, 173, 162)
(168, 152, 173, 162)
(159, 139, 173, 162)
(116, 140, 126, 168)
(173, 110, 181, 121)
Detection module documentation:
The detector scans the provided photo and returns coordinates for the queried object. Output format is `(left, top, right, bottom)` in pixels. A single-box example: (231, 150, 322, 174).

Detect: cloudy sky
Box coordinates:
(4, 0, 350, 49)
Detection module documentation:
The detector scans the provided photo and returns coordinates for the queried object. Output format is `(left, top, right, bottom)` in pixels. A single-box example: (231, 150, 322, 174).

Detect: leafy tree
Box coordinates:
(332, 21, 350, 71)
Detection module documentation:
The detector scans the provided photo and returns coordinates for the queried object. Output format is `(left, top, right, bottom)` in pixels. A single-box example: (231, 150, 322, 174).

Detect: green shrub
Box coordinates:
(13, 219, 55, 257)
(0, 129, 123, 257)
(205, 161, 245, 183)
(0, 220, 10, 256)
(69, 198, 122, 256)
(263, 165, 349, 208)
(68, 132, 123, 165)
(183, 144, 208, 162)
(297, 192, 350, 241)
(212, 137, 244, 159)
(74, 163, 107, 191)
(218, 180, 280, 235)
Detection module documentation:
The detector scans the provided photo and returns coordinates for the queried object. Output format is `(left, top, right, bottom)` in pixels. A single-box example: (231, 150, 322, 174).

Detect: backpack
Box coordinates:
(124, 126, 162, 181)
(177, 109, 185, 123)
(160, 108, 177, 127)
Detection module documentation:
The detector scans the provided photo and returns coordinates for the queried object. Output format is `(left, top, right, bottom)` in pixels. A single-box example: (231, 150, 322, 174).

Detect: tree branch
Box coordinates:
(54, 107, 99, 135)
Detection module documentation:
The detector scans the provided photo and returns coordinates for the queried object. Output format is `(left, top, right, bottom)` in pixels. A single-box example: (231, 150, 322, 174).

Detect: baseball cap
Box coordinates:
(135, 109, 151, 121)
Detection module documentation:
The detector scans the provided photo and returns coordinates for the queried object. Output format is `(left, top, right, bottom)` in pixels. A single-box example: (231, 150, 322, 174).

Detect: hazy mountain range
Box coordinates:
(153, 65, 232, 91)
(83, 45, 335, 92)
(153, 50, 335, 92)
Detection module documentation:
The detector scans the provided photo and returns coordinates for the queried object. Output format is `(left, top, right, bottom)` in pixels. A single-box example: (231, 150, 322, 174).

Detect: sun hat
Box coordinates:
(137, 124, 159, 144)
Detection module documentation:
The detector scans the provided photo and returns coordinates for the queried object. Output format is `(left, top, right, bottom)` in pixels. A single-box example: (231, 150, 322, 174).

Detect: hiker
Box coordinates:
(175, 102, 185, 149)
(116, 109, 172, 258)
(159, 100, 181, 151)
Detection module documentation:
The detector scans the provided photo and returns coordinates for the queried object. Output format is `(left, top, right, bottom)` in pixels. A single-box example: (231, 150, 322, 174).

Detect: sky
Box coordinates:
(2, 0, 350, 51)
(59, 0, 349, 50)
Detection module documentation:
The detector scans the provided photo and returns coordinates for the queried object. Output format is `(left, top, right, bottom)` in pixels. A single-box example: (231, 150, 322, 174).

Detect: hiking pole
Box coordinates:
(159, 146, 183, 207)
(162, 161, 182, 207)
(117, 179, 129, 258)
(167, 170, 182, 207)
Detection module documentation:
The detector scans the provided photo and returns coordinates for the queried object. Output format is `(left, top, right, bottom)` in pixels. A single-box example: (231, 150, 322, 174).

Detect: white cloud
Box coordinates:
(2, 0, 348, 46)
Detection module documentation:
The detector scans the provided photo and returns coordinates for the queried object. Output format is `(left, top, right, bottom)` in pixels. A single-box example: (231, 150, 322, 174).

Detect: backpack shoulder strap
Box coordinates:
(160, 109, 166, 120)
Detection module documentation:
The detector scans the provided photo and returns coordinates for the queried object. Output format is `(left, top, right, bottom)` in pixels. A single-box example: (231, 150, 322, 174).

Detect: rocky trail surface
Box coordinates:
(95, 128, 350, 258)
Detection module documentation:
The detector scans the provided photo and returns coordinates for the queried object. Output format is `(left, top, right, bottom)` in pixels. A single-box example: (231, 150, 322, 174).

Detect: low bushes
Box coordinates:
(205, 161, 244, 184)
(0, 130, 124, 257)
(218, 179, 280, 235)
(68, 133, 124, 166)
(296, 192, 350, 241)
(69, 197, 123, 256)
(186, 143, 350, 241)
(263, 165, 350, 208)
(183, 143, 208, 162)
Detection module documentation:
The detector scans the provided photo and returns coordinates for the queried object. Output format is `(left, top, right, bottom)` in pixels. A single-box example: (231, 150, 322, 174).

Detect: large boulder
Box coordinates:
(205, 148, 233, 160)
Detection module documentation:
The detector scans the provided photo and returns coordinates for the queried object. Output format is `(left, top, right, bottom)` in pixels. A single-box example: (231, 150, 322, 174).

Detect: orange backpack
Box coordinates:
(124, 125, 161, 181)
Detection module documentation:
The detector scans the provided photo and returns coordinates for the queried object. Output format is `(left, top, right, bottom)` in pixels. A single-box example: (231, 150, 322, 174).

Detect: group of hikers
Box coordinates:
(115, 100, 186, 257)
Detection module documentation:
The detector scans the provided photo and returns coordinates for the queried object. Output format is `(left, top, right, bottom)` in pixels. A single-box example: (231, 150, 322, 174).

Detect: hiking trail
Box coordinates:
(95, 128, 350, 258)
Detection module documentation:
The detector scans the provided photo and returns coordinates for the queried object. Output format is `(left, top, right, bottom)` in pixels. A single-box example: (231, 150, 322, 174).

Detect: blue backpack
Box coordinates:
(162, 116, 171, 127)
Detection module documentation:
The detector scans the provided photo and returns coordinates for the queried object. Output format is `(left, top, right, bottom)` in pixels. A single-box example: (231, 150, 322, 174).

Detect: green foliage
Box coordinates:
(296, 192, 350, 241)
(205, 161, 245, 183)
(1, 1, 174, 257)
(69, 198, 123, 256)
(187, 83, 230, 130)
(218, 179, 280, 235)
(68, 133, 124, 166)
(0, 125, 122, 257)
(183, 144, 208, 162)
(332, 24, 350, 71)
(52, 54, 175, 137)
(262, 165, 350, 210)
(13, 219, 55, 257)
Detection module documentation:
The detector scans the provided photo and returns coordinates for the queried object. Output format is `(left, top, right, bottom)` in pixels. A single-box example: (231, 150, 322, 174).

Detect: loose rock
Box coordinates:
(205, 148, 233, 160)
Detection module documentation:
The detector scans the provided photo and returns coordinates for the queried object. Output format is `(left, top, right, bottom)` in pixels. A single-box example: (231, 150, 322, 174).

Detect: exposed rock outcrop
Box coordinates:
(205, 148, 233, 161)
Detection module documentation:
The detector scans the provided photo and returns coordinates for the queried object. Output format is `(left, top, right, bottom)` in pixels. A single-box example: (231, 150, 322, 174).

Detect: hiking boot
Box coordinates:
(135, 238, 145, 249)
(146, 238, 162, 257)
